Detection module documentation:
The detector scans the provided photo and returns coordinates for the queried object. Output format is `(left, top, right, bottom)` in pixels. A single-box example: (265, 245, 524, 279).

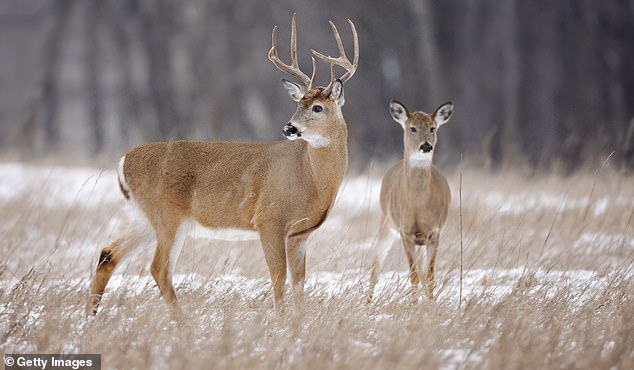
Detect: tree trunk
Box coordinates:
(407, 0, 443, 103)
(19, 0, 74, 158)
(85, 0, 103, 155)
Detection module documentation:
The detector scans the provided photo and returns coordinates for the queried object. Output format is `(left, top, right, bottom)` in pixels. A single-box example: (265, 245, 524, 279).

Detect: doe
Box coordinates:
(368, 99, 454, 301)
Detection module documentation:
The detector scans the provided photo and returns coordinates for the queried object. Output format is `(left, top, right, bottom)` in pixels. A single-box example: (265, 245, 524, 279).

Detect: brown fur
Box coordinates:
(88, 241, 123, 314)
(87, 15, 358, 315)
(87, 99, 348, 314)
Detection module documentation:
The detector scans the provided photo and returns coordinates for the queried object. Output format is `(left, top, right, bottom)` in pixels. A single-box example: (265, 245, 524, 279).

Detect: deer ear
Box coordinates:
(329, 79, 344, 106)
(389, 100, 409, 127)
(433, 101, 454, 126)
(282, 79, 305, 102)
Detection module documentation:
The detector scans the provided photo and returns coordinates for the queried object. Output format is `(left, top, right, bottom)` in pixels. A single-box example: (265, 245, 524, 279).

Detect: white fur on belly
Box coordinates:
(191, 222, 259, 241)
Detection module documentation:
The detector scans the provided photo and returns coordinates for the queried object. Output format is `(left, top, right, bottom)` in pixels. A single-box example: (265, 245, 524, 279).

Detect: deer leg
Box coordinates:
(88, 227, 147, 315)
(287, 234, 309, 308)
(88, 240, 126, 315)
(259, 227, 288, 312)
(402, 237, 420, 287)
(413, 244, 427, 290)
(368, 225, 397, 303)
(149, 222, 185, 305)
(425, 241, 438, 300)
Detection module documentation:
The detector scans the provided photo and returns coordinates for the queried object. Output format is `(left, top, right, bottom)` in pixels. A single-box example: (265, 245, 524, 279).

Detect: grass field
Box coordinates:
(1, 162, 633, 369)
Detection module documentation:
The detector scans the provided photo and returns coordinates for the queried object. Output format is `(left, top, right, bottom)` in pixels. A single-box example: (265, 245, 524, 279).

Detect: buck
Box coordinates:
(87, 14, 358, 314)
(368, 100, 453, 302)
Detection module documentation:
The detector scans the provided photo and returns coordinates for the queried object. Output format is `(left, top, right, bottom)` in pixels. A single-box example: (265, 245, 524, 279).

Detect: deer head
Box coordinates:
(389, 100, 454, 167)
(269, 14, 358, 148)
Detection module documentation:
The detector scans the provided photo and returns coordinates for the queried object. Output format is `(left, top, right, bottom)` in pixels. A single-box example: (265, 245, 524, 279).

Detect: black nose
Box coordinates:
(420, 142, 433, 153)
(283, 124, 298, 137)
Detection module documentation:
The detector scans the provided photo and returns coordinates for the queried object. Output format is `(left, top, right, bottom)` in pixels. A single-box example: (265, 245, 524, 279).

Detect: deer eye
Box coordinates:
(409, 127, 417, 133)
(430, 127, 436, 133)
(312, 105, 323, 113)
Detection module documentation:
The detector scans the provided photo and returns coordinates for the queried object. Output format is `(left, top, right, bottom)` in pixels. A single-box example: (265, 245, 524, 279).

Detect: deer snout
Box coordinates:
(420, 142, 433, 153)
(283, 123, 299, 138)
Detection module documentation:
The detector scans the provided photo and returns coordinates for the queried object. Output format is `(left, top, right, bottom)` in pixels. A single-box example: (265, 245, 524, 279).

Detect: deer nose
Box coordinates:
(420, 142, 433, 153)
(283, 123, 298, 137)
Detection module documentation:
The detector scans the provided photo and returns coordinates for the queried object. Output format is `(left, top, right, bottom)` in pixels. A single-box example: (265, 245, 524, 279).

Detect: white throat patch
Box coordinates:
(409, 151, 433, 167)
(301, 133, 331, 148)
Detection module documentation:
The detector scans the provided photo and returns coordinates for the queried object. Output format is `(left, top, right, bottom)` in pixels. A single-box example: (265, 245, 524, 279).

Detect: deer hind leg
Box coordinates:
(88, 241, 126, 315)
(259, 226, 288, 312)
(368, 224, 397, 303)
(149, 221, 187, 305)
(88, 229, 146, 315)
(287, 234, 309, 308)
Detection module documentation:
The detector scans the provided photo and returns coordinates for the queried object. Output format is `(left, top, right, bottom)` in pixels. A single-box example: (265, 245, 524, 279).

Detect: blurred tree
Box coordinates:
(84, 0, 103, 155)
(1, 0, 632, 172)
(17, 0, 74, 157)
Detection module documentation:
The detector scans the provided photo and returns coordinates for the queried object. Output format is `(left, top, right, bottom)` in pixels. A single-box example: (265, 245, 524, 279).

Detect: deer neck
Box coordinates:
(304, 120, 348, 199)
(403, 153, 433, 194)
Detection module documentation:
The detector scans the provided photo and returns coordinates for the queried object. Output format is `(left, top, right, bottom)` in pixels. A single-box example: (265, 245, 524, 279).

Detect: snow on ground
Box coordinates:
(480, 190, 630, 216)
(334, 176, 382, 210)
(2, 162, 629, 218)
(1, 162, 632, 368)
(0, 163, 120, 207)
(1, 162, 631, 307)
(0, 267, 618, 312)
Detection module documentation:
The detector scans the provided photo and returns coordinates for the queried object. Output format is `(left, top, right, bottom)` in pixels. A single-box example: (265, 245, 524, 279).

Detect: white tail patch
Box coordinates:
(117, 156, 130, 198)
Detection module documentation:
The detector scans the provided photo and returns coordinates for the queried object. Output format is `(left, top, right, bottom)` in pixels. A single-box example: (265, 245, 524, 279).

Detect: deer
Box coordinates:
(368, 99, 454, 302)
(87, 14, 358, 315)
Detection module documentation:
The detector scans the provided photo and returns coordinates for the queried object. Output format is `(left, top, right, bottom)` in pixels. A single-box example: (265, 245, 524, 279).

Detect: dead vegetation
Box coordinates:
(0, 164, 633, 369)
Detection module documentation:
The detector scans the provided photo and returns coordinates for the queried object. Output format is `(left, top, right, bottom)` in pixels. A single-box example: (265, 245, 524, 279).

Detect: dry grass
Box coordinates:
(0, 163, 633, 369)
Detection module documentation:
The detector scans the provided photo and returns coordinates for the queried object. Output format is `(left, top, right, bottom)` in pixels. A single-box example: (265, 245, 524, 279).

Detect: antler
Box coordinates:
(268, 14, 316, 90)
(311, 19, 359, 88)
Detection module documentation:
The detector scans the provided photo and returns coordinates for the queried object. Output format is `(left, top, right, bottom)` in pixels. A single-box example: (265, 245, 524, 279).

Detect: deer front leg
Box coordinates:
(259, 226, 288, 312)
(425, 241, 438, 300)
(401, 234, 420, 287)
(287, 234, 309, 308)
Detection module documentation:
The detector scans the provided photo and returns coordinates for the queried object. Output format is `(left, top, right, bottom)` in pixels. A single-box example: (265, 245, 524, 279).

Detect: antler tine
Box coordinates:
(268, 14, 314, 89)
(329, 63, 335, 83)
(328, 20, 347, 61)
(323, 63, 336, 95)
(290, 13, 298, 68)
(346, 19, 359, 81)
(311, 19, 359, 84)
(308, 57, 316, 90)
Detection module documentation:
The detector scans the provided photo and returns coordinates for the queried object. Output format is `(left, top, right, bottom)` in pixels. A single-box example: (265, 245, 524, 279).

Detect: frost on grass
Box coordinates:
(0, 163, 633, 369)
